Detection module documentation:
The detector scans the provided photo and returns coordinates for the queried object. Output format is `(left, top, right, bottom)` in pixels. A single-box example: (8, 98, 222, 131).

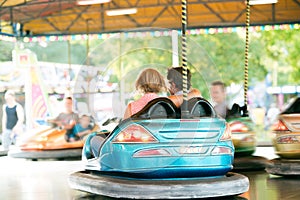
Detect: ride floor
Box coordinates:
(0, 147, 299, 200)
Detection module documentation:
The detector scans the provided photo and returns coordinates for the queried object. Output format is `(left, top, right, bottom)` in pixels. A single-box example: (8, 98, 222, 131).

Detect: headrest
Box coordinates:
(131, 97, 179, 119)
(187, 97, 217, 118)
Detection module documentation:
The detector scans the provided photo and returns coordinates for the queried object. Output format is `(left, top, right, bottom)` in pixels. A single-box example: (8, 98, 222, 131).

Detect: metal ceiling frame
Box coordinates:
(0, 0, 299, 35)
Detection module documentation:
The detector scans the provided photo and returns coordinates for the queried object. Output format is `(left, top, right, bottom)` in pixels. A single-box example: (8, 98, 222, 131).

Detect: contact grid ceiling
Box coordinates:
(0, 0, 299, 35)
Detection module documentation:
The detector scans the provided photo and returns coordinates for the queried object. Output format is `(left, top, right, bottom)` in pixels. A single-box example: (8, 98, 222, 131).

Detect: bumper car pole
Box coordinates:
(181, 0, 189, 119)
(242, 0, 250, 117)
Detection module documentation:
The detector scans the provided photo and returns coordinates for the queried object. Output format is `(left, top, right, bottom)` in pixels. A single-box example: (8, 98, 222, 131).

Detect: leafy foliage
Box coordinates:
(190, 32, 268, 86)
(22, 40, 87, 64)
(0, 41, 14, 61)
(0, 29, 299, 89)
(259, 30, 300, 85)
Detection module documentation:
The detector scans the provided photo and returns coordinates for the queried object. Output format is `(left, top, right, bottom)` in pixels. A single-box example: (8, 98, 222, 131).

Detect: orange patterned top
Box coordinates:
(124, 93, 159, 119)
(130, 93, 159, 115)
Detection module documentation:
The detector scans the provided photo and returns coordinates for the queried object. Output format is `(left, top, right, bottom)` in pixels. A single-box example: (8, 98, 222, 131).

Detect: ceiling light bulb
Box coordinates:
(106, 8, 138, 16)
(249, 0, 278, 5)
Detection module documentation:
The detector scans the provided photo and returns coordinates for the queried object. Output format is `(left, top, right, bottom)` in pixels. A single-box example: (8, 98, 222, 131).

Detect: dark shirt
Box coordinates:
(6, 105, 18, 130)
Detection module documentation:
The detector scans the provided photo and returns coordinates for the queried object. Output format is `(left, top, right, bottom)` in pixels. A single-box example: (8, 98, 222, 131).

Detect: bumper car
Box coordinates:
(0, 135, 7, 156)
(0, 150, 7, 156)
(230, 117, 256, 156)
(0, 143, 8, 156)
(69, 97, 249, 199)
(227, 104, 267, 171)
(266, 97, 300, 176)
(8, 121, 100, 160)
(0, 133, 16, 157)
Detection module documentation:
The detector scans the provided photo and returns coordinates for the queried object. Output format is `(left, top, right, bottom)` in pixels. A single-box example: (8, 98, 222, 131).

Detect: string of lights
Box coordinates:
(0, 23, 298, 42)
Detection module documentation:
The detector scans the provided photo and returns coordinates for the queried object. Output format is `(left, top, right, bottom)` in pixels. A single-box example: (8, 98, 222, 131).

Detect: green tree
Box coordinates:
(260, 29, 300, 85)
(189, 32, 268, 98)
(23, 40, 87, 64)
(88, 35, 173, 92)
(0, 41, 14, 61)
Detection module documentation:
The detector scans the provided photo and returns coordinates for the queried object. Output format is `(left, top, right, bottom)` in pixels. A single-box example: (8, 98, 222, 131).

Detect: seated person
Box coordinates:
(209, 81, 228, 118)
(48, 97, 79, 140)
(68, 114, 93, 142)
(167, 67, 202, 107)
(92, 68, 167, 156)
(123, 68, 167, 119)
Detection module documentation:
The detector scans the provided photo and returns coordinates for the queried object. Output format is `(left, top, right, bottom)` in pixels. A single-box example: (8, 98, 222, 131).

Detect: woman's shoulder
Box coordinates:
(134, 93, 158, 103)
(130, 93, 159, 114)
(143, 92, 159, 99)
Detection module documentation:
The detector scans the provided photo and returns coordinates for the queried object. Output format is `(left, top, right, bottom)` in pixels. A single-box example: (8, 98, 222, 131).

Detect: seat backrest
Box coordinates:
(282, 98, 300, 114)
(131, 97, 179, 119)
(188, 97, 216, 118)
(226, 103, 249, 118)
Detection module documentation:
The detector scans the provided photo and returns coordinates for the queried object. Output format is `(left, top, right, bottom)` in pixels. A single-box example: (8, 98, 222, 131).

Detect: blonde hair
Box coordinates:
(135, 68, 167, 94)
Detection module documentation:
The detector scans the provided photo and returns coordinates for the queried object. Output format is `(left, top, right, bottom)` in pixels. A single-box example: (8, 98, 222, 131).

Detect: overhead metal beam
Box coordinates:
(13, 7, 39, 23)
(272, 3, 276, 22)
(2, 2, 249, 24)
(0, 0, 74, 8)
(36, 2, 52, 18)
(1, 0, 299, 35)
(125, 0, 134, 7)
(42, 17, 61, 32)
(148, 5, 169, 26)
(293, 0, 300, 7)
(0, 0, 244, 14)
(148, 0, 178, 26)
(134, 0, 142, 7)
(203, 3, 225, 22)
(65, 5, 90, 31)
(101, 3, 104, 31)
(233, 9, 246, 22)
(169, 4, 181, 20)
(111, 0, 141, 27)
(0, 0, 8, 7)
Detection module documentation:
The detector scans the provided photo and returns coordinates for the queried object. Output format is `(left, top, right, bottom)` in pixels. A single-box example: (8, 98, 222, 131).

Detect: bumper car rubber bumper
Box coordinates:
(233, 155, 268, 171)
(8, 148, 82, 159)
(69, 171, 249, 199)
(266, 158, 300, 176)
(0, 149, 8, 156)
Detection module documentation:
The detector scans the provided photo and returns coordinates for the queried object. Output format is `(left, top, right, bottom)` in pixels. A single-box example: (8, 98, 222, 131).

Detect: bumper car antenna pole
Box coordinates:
(181, 0, 189, 119)
(243, 0, 250, 117)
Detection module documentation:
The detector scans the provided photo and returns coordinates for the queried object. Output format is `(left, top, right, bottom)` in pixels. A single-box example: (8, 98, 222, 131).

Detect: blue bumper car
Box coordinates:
(69, 97, 249, 199)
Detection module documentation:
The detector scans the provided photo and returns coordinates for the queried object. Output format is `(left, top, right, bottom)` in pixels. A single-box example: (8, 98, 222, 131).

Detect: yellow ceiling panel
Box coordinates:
(0, 0, 299, 35)
(0, 0, 32, 7)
